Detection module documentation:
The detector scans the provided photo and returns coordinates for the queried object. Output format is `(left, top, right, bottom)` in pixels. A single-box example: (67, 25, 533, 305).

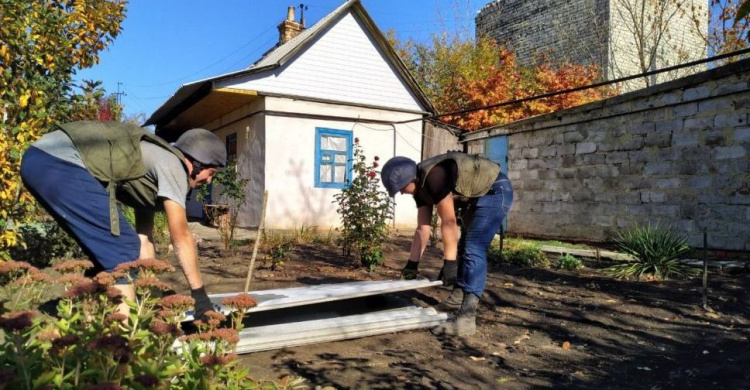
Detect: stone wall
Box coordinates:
(462, 59, 750, 251)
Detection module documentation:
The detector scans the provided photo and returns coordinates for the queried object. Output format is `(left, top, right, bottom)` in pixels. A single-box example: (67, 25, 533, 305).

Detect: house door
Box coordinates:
(484, 136, 509, 233)
(484, 136, 508, 174)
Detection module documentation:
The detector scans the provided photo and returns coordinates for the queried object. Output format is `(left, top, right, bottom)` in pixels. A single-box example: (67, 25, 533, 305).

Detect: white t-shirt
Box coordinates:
(33, 130, 190, 209)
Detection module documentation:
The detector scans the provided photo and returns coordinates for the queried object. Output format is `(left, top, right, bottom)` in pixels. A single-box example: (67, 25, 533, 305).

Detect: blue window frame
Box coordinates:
(315, 128, 353, 189)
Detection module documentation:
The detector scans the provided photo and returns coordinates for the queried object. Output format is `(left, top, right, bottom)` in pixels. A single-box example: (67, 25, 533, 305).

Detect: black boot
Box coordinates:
(431, 293, 479, 337)
(436, 287, 464, 311)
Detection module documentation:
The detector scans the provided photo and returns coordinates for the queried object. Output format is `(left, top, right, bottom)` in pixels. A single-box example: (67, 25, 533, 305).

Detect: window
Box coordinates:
(315, 128, 352, 189)
(226, 133, 237, 164)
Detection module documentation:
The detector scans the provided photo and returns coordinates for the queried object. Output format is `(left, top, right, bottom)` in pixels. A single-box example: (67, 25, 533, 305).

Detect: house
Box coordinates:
(145, 0, 435, 230)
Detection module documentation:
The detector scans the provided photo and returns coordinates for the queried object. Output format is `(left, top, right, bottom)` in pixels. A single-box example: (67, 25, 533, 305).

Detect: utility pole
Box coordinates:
(114, 82, 126, 106)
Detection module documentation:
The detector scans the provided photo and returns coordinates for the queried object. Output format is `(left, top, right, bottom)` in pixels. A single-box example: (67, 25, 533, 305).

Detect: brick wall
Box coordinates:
(462, 59, 750, 251)
(476, 0, 708, 91)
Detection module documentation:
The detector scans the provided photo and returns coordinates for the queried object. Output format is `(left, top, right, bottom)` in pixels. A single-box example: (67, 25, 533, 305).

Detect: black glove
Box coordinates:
(190, 286, 214, 320)
(401, 260, 420, 280)
(437, 260, 458, 287)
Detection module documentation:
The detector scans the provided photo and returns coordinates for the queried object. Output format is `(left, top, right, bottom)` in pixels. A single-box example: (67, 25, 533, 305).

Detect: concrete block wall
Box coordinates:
(462, 59, 750, 251)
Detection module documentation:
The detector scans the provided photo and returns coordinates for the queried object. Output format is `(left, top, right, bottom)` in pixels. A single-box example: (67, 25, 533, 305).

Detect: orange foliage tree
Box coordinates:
(390, 33, 617, 131)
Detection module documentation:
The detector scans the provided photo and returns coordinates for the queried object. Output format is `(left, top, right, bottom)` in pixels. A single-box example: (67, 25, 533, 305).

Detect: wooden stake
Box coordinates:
(244, 191, 268, 293)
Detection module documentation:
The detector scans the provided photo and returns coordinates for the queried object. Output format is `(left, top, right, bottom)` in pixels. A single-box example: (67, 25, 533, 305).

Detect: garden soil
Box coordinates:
(161, 235, 750, 390)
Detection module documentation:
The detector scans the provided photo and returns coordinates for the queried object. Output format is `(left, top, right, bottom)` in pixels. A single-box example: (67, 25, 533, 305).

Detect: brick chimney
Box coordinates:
(277, 6, 305, 45)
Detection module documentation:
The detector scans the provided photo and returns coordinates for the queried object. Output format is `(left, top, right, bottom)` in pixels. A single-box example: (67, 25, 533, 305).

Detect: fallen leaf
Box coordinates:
(513, 331, 531, 344)
(562, 341, 571, 350)
(470, 356, 486, 362)
(573, 370, 585, 376)
(637, 367, 651, 371)
(705, 312, 720, 319)
(703, 350, 710, 355)
(503, 283, 514, 287)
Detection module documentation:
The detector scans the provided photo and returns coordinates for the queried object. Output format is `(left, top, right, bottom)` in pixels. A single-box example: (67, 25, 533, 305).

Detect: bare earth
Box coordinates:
(162, 236, 750, 390)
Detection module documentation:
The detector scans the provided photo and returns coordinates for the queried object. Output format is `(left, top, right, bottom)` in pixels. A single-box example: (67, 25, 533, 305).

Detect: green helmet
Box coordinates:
(173, 128, 227, 168)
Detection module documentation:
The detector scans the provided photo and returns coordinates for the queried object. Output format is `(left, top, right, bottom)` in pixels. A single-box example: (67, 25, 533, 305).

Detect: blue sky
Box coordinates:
(77, 0, 488, 119)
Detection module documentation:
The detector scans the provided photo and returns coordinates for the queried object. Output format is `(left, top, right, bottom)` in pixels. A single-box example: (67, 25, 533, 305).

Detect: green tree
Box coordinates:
(0, 0, 126, 252)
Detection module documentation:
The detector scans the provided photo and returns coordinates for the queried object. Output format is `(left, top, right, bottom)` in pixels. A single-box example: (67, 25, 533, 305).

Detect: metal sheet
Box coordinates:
(186, 279, 442, 320)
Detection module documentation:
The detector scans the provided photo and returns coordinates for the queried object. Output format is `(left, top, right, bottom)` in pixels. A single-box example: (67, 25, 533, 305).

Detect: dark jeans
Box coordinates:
(20, 147, 140, 273)
(457, 172, 513, 297)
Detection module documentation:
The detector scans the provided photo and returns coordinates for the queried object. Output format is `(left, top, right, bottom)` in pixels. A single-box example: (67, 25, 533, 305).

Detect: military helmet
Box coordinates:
(381, 156, 417, 197)
(173, 128, 227, 168)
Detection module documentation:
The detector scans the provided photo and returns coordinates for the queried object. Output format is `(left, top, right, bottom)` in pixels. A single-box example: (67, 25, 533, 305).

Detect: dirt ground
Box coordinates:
(162, 236, 750, 390)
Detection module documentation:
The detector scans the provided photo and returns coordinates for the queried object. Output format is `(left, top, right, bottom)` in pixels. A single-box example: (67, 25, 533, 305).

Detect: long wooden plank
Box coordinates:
(188, 279, 442, 320)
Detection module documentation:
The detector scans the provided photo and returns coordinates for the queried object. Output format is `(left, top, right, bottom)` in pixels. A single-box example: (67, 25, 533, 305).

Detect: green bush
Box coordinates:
(489, 239, 549, 267)
(333, 139, 392, 270)
(268, 242, 294, 270)
(556, 253, 583, 271)
(607, 224, 694, 280)
(9, 222, 85, 267)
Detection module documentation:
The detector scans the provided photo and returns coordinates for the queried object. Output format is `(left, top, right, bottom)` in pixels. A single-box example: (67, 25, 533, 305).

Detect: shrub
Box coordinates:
(268, 242, 294, 271)
(0, 258, 302, 389)
(556, 253, 583, 271)
(197, 163, 249, 255)
(489, 239, 549, 267)
(9, 221, 85, 267)
(333, 139, 392, 270)
(607, 224, 694, 280)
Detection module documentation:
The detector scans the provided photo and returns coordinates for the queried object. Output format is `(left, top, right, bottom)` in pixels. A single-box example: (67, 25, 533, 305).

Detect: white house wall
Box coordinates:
(203, 99, 266, 228)
(262, 96, 422, 231)
(216, 10, 425, 113)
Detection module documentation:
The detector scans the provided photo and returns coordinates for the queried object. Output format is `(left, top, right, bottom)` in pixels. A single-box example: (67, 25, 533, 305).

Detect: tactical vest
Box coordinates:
(57, 121, 189, 236)
(416, 152, 500, 204)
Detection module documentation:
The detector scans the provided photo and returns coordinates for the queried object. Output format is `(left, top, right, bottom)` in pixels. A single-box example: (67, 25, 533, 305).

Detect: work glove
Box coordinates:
(190, 286, 214, 321)
(437, 260, 458, 287)
(401, 260, 420, 280)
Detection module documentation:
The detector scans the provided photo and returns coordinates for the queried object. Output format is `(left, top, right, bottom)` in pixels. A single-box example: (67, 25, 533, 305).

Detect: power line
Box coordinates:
(126, 23, 279, 89)
(394, 47, 750, 125)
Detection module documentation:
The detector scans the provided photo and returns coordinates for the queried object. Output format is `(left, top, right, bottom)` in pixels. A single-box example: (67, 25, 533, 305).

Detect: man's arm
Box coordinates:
(408, 205, 433, 261)
(134, 208, 156, 259)
(435, 193, 458, 261)
(163, 199, 203, 289)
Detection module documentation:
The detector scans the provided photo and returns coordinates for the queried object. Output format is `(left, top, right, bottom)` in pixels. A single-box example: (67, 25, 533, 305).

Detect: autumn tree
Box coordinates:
(689, 0, 749, 63)
(0, 0, 126, 252)
(390, 33, 616, 131)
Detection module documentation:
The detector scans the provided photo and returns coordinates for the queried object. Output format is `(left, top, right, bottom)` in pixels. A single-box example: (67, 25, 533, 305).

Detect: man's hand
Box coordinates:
(437, 260, 457, 287)
(190, 286, 214, 320)
(401, 260, 420, 280)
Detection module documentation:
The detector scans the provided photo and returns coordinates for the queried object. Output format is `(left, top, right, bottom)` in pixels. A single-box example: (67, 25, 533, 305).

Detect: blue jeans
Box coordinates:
(20, 147, 140, 273)
(457, 172, 513, 297)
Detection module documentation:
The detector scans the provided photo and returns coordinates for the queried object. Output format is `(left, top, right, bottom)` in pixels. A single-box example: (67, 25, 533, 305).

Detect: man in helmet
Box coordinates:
(20, 120, 225, 320)
(381, 152, 513, 337)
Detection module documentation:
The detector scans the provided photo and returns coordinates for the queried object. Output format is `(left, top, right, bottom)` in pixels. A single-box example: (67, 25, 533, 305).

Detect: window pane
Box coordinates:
(321, 153, 333, 162)
(334, 166, 346, 182)
(334, 154, 346, 163)
(322, 135, 347, 152)
(319, 165, 332, 183)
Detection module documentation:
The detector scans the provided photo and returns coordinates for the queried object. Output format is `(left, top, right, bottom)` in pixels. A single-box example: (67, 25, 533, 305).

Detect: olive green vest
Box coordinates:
(416, 152, 500, 204)
(57, 121, 189, 236)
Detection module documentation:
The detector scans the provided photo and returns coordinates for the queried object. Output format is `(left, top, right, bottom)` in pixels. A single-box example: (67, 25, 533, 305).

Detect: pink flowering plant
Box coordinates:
(0, 258, 305, 389)
(333, 138, 393, 270)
